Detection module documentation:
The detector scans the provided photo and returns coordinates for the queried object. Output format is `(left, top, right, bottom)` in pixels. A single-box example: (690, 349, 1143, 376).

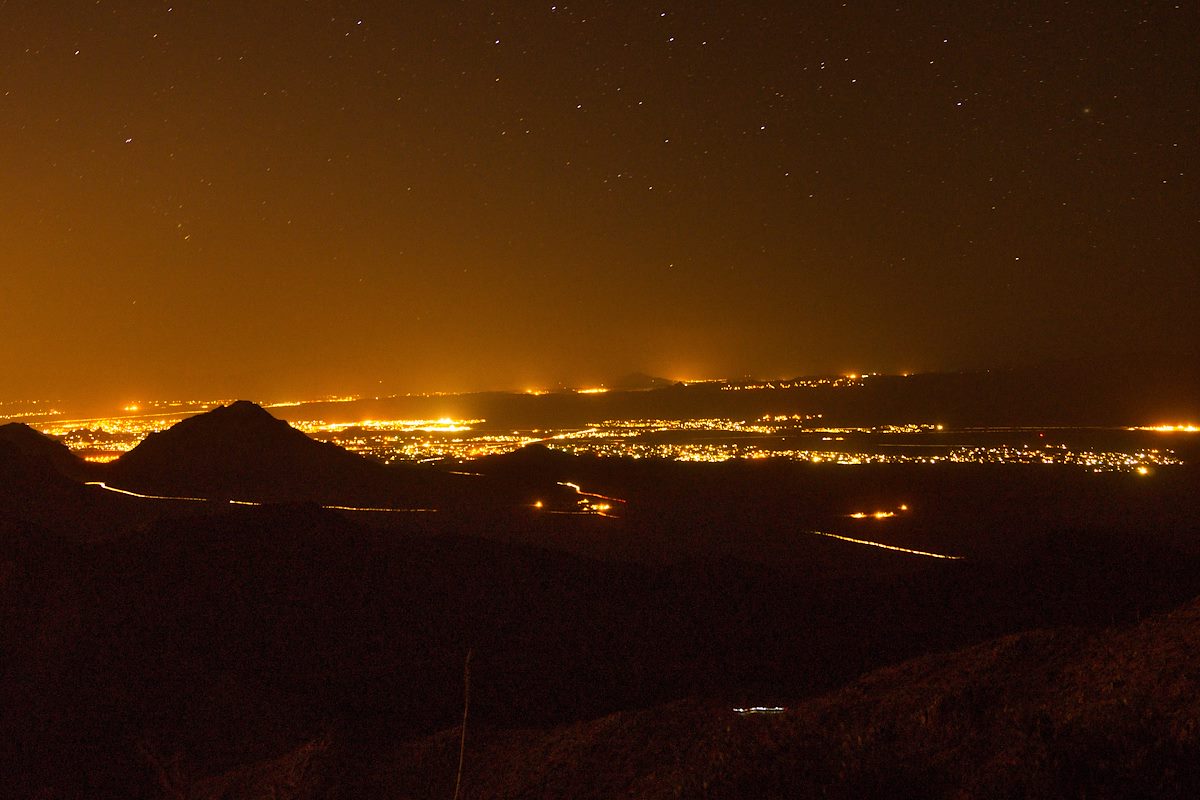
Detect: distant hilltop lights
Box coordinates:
(721, 373, 880, 391)
(525, 372, 897, 395)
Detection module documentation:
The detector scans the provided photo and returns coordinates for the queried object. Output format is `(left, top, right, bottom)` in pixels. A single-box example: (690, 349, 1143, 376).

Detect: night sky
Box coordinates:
(2, 1, 1195, 402)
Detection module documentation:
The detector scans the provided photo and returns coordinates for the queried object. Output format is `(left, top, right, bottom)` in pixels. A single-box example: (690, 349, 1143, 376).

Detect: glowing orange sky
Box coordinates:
(2, 1, 1195, 402)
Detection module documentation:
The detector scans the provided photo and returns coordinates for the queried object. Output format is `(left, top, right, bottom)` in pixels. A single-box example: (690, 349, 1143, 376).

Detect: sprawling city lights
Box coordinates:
(18, 398, 1189, 474)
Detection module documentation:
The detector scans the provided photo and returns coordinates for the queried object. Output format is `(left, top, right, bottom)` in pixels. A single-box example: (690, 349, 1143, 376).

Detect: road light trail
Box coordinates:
(86, 481, 437, 512)
(556, 481, 627, 517)
(556, 481, 628, 504)
(804, 529, 964, 560)
(84, 481, 208, 502)
(323, 503, 439, 512)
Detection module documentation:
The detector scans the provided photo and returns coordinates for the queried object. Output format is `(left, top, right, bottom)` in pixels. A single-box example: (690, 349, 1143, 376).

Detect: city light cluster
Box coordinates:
(809, 423, 944, 434)
(38, 414, 188, 461)
(545, 440, 1180, 472)
(16, 404, 1186, 475)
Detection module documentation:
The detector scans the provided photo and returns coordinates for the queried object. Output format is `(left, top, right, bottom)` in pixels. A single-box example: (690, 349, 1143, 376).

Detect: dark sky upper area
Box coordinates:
(2, 1, 1195, 402)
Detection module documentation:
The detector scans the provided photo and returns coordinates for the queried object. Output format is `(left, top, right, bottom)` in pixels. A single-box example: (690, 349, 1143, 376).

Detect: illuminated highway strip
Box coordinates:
(732, 706, 786, 715)
(84, 481, 207, 502)
(85, 481, 437, 512)
(804, 529, 964, 560)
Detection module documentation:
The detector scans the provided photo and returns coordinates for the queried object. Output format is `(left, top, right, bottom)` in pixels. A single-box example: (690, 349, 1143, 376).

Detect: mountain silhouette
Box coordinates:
(0, 439, 77, 503)
(0, 422, 89, 480)
(107, 400, 464, 507)
(606, 372, 676, 390)
(0, 438, 113, 540)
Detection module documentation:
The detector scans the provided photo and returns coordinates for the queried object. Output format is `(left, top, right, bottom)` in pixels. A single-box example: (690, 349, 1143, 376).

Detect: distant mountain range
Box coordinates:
(251, 353, 1200, 429)
(601, 372, 680, 391)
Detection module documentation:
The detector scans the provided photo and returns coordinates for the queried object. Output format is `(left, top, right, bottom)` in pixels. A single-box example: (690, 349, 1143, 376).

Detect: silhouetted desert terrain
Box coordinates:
(2, 398, 1199, 798)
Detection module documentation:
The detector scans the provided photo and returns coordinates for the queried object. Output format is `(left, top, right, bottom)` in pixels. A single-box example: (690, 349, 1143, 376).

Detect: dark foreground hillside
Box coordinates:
(3, 409, 1200, 799)
(5, 492, 1200, 799)
(150, 596, 1200, 799)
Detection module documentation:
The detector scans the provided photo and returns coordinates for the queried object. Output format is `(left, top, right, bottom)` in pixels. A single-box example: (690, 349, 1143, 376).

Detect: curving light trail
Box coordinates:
(555, 481, 627, 517)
